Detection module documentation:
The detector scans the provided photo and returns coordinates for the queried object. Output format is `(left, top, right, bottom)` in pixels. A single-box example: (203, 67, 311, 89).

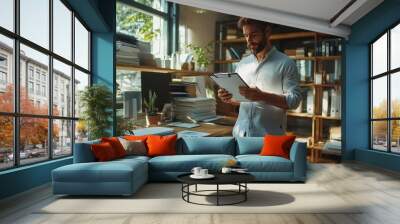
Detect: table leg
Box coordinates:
(216, 184, 219, 206)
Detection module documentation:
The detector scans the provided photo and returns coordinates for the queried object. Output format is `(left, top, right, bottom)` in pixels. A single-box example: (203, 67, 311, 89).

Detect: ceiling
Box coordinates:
(167, 0, 384, 38)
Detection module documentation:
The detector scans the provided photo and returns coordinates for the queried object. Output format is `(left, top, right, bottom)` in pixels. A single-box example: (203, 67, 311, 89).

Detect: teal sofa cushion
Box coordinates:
(179, 137, 235, 155)
(236, 155, 293, 172)
(148, 154, 235, 172)
(236, 137, 264, 155)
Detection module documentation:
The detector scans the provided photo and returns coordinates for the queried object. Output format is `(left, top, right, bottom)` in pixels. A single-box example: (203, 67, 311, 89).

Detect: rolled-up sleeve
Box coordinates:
(282, 60, 302, 109)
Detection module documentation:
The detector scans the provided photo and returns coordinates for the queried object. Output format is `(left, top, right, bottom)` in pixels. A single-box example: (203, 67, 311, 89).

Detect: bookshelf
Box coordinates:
(214, 20, 343, 162)
(116, 64, 211, 77)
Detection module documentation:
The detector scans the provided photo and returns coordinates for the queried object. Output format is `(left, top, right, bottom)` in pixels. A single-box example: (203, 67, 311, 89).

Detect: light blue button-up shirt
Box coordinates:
(232, 47, 301, 137)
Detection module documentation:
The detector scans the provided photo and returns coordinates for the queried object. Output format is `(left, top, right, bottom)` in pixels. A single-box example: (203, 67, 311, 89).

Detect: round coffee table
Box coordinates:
(177, 173, 255, 206)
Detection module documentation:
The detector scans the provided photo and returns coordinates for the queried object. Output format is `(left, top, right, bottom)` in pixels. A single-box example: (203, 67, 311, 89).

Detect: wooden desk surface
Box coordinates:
(171, 123, 233, 137)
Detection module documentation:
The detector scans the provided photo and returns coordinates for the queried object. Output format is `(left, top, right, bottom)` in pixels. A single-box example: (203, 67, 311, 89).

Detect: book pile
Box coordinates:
(173, 97, 216, 123)
(116, 40, 140, 66)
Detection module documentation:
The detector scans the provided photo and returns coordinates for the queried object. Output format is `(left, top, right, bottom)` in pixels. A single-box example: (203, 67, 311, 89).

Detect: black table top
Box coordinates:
(177, 172, 255, 185)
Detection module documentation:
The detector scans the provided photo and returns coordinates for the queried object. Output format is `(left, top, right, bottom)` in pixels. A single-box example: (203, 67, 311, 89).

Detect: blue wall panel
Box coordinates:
(344, 0, 400, 171)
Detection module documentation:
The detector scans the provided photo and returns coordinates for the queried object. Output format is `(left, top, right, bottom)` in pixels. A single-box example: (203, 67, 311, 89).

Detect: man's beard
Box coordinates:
(248, 40, 267, 54)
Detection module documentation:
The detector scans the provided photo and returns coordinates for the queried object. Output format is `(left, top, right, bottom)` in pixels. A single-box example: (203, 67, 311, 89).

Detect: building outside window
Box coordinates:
(0, 0, 92, 170)
(370, 22, 400, 154)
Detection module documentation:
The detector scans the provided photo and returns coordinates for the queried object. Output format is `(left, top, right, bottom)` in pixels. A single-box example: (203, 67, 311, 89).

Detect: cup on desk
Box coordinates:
(199, 169, 209, 176)
(191, 167, 202, 176)
(221, 167, 232, 174)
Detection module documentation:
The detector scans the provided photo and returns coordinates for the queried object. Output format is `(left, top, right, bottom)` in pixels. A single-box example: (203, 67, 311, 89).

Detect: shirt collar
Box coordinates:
(252, 46, 276, 64)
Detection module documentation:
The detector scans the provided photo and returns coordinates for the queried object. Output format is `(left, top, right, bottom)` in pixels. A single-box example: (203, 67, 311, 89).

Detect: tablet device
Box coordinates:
(210, 72, 249, 102)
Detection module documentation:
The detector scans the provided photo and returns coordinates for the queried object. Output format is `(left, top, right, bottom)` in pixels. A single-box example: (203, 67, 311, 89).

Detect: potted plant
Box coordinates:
(143, 90, 160, 127)
(186, 42, 213, 72)
(79, 84, 113, 140)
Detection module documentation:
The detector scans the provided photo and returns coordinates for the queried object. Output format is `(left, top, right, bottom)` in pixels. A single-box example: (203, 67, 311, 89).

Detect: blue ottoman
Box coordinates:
(52, 157, 148, 196)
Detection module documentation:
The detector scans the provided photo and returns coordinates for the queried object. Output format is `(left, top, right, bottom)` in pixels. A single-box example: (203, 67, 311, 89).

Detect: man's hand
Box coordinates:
(218, 88, 233, 103)
(239, 86, 265, 101)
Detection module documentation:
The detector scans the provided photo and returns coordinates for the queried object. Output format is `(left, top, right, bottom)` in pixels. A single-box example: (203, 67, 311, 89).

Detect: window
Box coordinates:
(370, 23, 400, 153)
(116, 1, 168, 58)
(0, 0, 91, 170)
(0, 0, 14, 32)
(28, 81, 34, 94)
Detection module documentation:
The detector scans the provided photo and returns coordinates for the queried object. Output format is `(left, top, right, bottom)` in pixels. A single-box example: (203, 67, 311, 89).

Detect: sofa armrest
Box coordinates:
(289, 141, 307, 181)
(73, 140, 100, 163)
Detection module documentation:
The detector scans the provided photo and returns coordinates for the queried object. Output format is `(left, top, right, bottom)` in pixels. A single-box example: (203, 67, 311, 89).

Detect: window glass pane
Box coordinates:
(116, 3, 167, 58)
(0, 35, 14, 113)
(391, 72, 400, 118)
(20, 117, 49, 165)
(0, 116, 13, 170)
(391, 24, 400, 70)
(53, 59, 72, 117)
(20, 0, 49, 49)
(74, 18, 89, 70)
(0, 0, 14, 31)
(372, 33, 387, 76)
(392, 120, 400, 153)
(75, 120, 88, 143)
(133, 0, 166, 12)
(372, 121, 388, 151)
(53, 119, 72, 158)
(53, 0, 72, 60)
(74, 69, 89, 118)
(372, 76, 387, 119)
(20, 44, 49, 115)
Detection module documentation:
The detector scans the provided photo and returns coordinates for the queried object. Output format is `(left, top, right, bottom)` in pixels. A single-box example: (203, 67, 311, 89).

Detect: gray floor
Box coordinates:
(1, 162, 400, 224)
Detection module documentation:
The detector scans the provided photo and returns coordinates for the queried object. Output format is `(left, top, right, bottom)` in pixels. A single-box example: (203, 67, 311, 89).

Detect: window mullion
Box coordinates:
(13, 0, 21, 167)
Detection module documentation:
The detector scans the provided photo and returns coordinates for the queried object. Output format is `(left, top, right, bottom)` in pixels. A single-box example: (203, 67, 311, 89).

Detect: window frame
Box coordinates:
(369, 19, 400, 154)
(0, 0, 92, 171)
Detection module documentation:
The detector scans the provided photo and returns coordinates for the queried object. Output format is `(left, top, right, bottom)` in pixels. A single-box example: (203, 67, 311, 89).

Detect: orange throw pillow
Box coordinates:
(101, 137, 126, 158)
(91, 142, 117, 162)
(147, 135, 177, 157)
(260, 135, 296, 159)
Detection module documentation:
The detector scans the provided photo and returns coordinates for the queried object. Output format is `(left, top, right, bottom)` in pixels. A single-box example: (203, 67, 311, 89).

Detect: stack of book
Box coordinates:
(315, 38, 342, 56)
(173, 97, 216, 123)
(169, 81, 197, 98)
(116, 40, 140, 66)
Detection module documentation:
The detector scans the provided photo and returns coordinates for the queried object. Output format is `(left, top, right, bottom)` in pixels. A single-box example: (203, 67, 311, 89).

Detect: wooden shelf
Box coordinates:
(219, 32, 317, 45)
(315, 55, 341, 60)
(289, 56, 316, 60)
(287, 112, 313, 118)
(116, 64, 211, 76)
(315, 115, 341, 120)
(214, 59, 240, 64)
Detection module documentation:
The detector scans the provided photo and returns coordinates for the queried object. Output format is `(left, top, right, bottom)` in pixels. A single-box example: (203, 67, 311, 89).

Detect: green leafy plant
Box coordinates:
(117, 2, 160, 42)
(79, 84, 113, 140)
(186, 42, 214, 69)
(143, 90, 158, 116)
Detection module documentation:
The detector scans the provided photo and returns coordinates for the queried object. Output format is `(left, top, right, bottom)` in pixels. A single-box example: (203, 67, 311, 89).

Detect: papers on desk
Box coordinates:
(173, 97, 216, 123)
(131, 127, 174, 136)
(167, 122, 200, 128)
(210, 72, 249, 102)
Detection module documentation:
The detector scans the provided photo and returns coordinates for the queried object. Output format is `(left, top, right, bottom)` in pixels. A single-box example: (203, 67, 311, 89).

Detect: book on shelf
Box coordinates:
(330, 88, 341, 118)
(296, 60, 314, 82)
(306, 89, 314, 114)
(316, 38, 342, 56)
(322, 90, 331, 117)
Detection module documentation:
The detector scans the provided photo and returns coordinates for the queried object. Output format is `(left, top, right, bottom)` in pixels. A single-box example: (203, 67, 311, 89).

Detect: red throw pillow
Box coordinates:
(91, 142, 117, 161)
(101, 137, 126, 158)
(260, 135, 296, 159)
(146, 135, 177, 157)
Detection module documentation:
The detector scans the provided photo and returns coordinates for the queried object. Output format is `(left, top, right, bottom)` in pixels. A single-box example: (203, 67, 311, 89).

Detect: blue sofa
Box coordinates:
(52, 137, 307, 196)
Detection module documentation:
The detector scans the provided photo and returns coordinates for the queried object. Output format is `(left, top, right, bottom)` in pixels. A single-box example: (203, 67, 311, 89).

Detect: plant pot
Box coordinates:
(146, 113, 161, 127)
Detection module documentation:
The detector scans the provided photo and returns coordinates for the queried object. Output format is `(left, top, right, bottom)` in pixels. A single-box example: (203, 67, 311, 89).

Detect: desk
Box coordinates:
(171, 123, 233, 137)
